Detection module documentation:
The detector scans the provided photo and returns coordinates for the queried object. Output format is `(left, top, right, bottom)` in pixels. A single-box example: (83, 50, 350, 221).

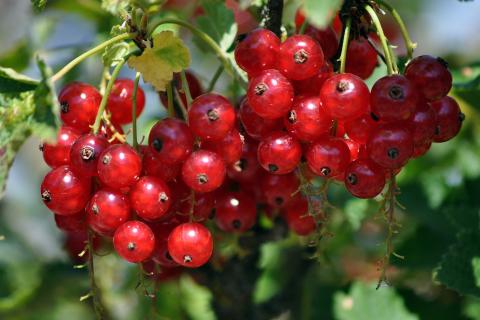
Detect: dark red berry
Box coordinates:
(344, 159, 386, 199)
(407, 100, 437, 146)
(278, 35, 324, 81)
(344, 114, 378, 144)
(87, 189, 131, 236)
(114, 221, 155, 263)
(142, 147, 180, 182)
(70, 134, 109, 177)
(150, 222, 179, 267)
(42, 126, 81, 168)
(431, 96, 463, 142)
(261, 172, 300, 208)
(413, 141, 432, 158)
(215, 191, 257, 233)
(107, 78, 146, 125)
(285, 196, 316, 236)
(130, 176, 172, 221)
(160, 71, 204, 108)
(292, 62, 333, 96)
(344, 138, 362, 162)
(202, 129, 244, 165)
(345, 38, 378, 79)
(306, 136, 351, 178)
(97, 144, 142, 190)
(167, 222, 213, 268)
(257, 131, 302, 174)
(182, 150, 226, 193)
(247, 69, 294, 119)
(227, 140, 262, 183)
(54, 212, 86, 232)
(177, 191, 216, 222)
(40, 165, 91, 215)
(239, 97, 283, 140)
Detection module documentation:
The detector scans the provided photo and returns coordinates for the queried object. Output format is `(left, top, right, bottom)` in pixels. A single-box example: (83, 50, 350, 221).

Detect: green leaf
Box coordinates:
(303, 0, 343, 29)
(452, 62, 480, 109)
(195, 0, 238, 52)
(101, 0, 129, 16)
(333, 281, 419, 320)
(0, 67, 38, 93)
(344, 199, 370, 230)
(103, 42, 130, 67)
(31, 0, 47, 11)
(179, 274, 216, 320)
(434, 230, 480, 297)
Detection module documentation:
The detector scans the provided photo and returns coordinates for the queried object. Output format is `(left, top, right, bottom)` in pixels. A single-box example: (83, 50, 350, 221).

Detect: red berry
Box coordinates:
(87, 189, 131, 236)
(114, 221, 155, 263)
(261, 172, 300, 208)
(177, 191, 216, 222)
(431, 96, 464, 143)
(54, 212, 86, 232)
(257, 131, 302, 174)
(292, 62, 333, 96)
(278, 35, 324, 81)
(58, 82, 102, 133)
(413, 141, 432, 158)
(70, 134, 109, 177)
(239, 97, 283, 140)
(107, 79, 146, 125)
(247, 69, 294, 119)
(367, 123, 414, 169)
(202, 129, 244, 165)
(344, 138, 362, 161)
(405, 55, 452, 101)
(345, 38, 378, 79)
(234, 28, 280, 76)
(227, 140, 262, 183)
(371, 75, 419, 121)
(130, 176, 172, 221)
(148, 118, 194, 165)
(182, 150, 226, 193)
(142, 148, 180, 182)
(188, 93, 236, 140)
(344, 114, 378, 144)
(160, 71, 204, 109)
(41, 126, 81, 168)
(407, 101, 437, 146)
(167, 222, 213, 268)
(150, 222, 179, 267)
(345, 159, 386, 199)
(306, 136, 351, 178)
(285, 96, 332, 142)
(285, 197, 316, 236)
(41, 165, 91, 215)
(215, 191, 257, 232)
(320, 73, 370, 120)
(97, 144, 142, 190)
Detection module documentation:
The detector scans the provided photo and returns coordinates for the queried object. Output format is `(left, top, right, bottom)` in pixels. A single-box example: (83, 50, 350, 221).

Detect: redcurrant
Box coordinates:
(201, 129, 244, 165)
(238, 97, 283, 140)
(69, 133, 109, 177)
(113, 221, 155, 263)
(167, 222, 213, 268)
(257, 131, 302, 174)
(278, 35, 324, 81)
(181, 150, 226, 193)
(431, 96, 464, 142)
(107, 78, 146, 125)
(215, 191, 257, 232)
(306, 136, 351, 178)
(97, 144, 142, 189)
(344, 159, 386, 199)
(87, 189, 131, 236)
(41, 126, 81, 168)
(130, 176, 172, 221)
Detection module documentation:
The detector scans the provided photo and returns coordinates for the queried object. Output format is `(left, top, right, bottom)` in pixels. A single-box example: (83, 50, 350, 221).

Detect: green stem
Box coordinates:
(180, 70, 193, 108)
(132, 72, 141, 151)
(174, 87, 188, 120)
(207, 65, 224, 92)
(51, 33, 133, 83)
(92, 59, 127, 134)
(298, 20, 308, 35)
(87, 230, 104, 318)
(365, 5, 395, 75)
(376, 0, 416, 60)
(339, 17, 352, 74)
(166, 82, 175, 117)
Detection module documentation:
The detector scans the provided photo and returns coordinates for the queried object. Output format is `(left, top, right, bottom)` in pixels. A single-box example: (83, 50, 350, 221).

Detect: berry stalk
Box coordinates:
(207, 65, 224, 92)
(339, 17, 352, 74)
(166, 81, 175, 117)
(180, 70, 193, 108)
(131, 72, 141, 150)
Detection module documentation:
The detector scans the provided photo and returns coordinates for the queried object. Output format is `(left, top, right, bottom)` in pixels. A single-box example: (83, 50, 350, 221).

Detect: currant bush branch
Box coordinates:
(86, 230, 106, 319)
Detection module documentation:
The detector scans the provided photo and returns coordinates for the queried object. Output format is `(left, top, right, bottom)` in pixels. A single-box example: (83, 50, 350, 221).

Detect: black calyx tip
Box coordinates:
(127, 242, 136, 251)
(387, 148, 399, 159)
(268, 164, 278, 172)
(320, 167, 331, 176)
(183, 254, 192, 263)
(152, 138, 163, 152)
(388, 85, 405, 100)
(347, 173, 358, 185)
(254, 83, 268, 96)
(274, 197, 284, 206)
(232, 219, 242, 229)
(60, 101, 69, 113)
(197, 173, 208, 184)
(41, 190, 51, 202)
(459, 112, 465, 122)
(288, 110, 297, 124)
(207, 109, 219, 122)
(80, 146, 95, 161)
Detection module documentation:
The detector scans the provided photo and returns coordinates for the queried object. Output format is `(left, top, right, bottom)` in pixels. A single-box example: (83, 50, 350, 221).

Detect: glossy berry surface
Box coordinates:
(215, 191, 257, 233)
(306, 137, 351, 178)
(167, 222, 213, 268)
(346, 39, 378, 79)
(113, 221, 155, 263)
(86, 189, 131, 236)
(202, 129, 244, 165)
(177, 191, 216, 222)
(142, 147, 180, 182)
(70, 134, 109, 177)
(367, 123, 414, 169)
(148, 118, 194, 165)
(150, 222, 178, 267)
(371, 75, 418, 121)
(344, 159, 386, 199)
(285, 96, 332, 142)
(278, 35, 324, 81)
(431, 96, 463, 142)
(261, 172, 300, 208)
(188, 93, 236, 140)
(293, 62, 333, 96)
(97, 144, 142, 190)
(247, 69, 294, 119)
(41, 126, 81, 168)
(58, 82, 102, 133)
(257, 131, 302, 174)
(239, 98, 283, 140)
(408, 101, 437, 146)
(227, 140, 262, 183)
(107, 78, 146, 125)
(129, 176, 172, 221)
(285, 197, 316, 236)
(41, 165, 91, 215)
(405, 55, 452, 101)
(344, 114, 378, 144)
(234, 28, 280, 76)
(181, 150, 226, 193)
(54, 212, 86, 232)
(320, 73, 370, 120)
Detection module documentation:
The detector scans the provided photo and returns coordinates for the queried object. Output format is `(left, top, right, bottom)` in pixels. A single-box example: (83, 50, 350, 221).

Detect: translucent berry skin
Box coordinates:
(345, 39, 378, 79)
(239, 98, 283, 140)
(344, 159, 386, 199)
(344, 114, 378, 144)
(285, 96, 332, 142)
(227, 140, 261, 183)
(405, 55, 452, 101)
(202, 129, 244, 165)
(54, 212, 86, 232)
(167, 222, 213, 268)
(58, 82, 102, 133)
(86, 189, 131, 236)
(114, 221, 155, 263)
(142, 148, 180, 182)
(261, 172, 300, 208)
(278, 35, 324, 81)
(320, 73, 370, 120)
(367, 123, 414, 169)
(293, 62, 334, 96)
(370, 75, 419, 122)
(247, 69, 294, 119)
(129, 176, 172, 221)
(285, 197, 316, 236)
(344, 139, 362, 162)
(148, 118, 194, 165)
(431, 96, 463, 143)
(234, 28, 280, 76)
(177, 191, 216, 222)
(181, 150, 226, 193)
(107, 78, 146, 125)
(407, 101, 437, 146)
(413, 141, 432, 158)
(70, 134, 109, 177)
(215, 191, 257, 233)
(306, 137, 351, 178)
(150, 222, 178, 267)
(188, 93, 236, 140)
(40, 165, 92, 215)
(257, 131, 302, 174)
(160, 71, 204, 108)
(42, 126, 81, 168)
(97, 144, 142, 190)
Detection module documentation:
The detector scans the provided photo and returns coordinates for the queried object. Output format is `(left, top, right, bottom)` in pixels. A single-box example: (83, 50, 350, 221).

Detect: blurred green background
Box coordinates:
(1, 0, 480, 319)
